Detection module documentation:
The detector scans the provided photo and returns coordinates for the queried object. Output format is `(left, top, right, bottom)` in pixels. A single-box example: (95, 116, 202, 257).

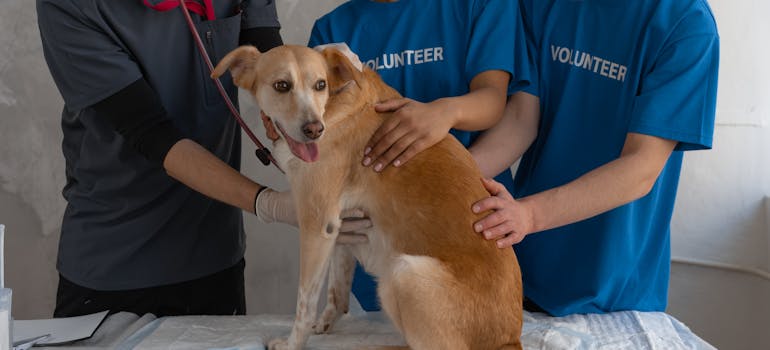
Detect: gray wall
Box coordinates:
(0, 1, 768, 349)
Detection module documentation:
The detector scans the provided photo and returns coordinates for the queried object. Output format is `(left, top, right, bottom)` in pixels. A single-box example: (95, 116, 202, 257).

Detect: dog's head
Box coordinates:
(212, 45, 329, 162)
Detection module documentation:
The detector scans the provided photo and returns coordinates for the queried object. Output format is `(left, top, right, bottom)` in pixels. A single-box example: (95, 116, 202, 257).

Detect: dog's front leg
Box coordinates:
(315, 246, 356, 334)
(269, 207, 341, 350)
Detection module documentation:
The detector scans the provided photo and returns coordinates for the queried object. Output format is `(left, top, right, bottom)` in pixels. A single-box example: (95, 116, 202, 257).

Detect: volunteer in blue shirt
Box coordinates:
(469, 0, 720, 316)
(308, 0, 531, 311)
(36, 0, 369, 318)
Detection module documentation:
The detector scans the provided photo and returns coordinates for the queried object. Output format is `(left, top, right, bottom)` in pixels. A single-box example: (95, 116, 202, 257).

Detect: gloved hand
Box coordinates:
(255, 188, 296, 226)
(313, 42, 363, 72)
(255, 188, 371, 244)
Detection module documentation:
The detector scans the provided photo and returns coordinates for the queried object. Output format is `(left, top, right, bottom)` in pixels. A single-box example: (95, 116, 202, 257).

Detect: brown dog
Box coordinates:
(213, 45, 523, 350)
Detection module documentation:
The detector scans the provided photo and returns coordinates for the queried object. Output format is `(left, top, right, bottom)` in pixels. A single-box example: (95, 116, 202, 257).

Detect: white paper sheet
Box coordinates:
(124, 310, 715, 350)
(12, 310, 109, 346)
(0, 310, 8, 350)
(0, 224, 5, 289)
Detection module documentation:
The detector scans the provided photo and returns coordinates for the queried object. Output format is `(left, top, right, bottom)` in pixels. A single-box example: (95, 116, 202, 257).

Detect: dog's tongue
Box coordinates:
(285, 134, 319, 162)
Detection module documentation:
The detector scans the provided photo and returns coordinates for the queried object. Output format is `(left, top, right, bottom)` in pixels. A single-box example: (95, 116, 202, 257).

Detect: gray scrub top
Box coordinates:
(37, 0, 279, 290)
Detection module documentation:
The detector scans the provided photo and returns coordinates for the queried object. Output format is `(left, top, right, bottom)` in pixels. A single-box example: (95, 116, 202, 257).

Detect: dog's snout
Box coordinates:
(303, 121, 325, 140)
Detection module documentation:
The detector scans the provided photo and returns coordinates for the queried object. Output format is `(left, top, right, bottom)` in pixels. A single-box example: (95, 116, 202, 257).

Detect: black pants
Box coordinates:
(54, 259, 246, 318)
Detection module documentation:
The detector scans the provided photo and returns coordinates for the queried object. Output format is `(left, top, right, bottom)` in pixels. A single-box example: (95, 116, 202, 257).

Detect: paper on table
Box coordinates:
(1, 225, 8, 350)
(12, 310, 109, 346)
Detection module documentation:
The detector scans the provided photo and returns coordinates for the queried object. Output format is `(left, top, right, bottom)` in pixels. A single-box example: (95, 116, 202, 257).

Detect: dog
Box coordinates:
(212, 45, 523, 350)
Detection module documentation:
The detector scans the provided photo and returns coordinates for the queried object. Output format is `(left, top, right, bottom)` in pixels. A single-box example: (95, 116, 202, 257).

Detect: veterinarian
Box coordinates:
(308, 0, 533, 311)
(36, 0, 369, 318)
(468, 0, 720, 316)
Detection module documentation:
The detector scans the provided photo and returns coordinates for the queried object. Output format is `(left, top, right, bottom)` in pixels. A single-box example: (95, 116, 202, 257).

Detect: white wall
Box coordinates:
(670, 0, 770, 273)
(665, 2, 770, 349)
(0, 0, 767, 349)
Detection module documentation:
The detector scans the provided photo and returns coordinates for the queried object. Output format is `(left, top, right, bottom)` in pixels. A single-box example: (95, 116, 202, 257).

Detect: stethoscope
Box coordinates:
(145, 0, 283, 172)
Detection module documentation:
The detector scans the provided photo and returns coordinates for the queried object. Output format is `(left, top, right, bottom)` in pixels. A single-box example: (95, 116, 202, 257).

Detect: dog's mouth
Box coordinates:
(275, 122, 319, 163)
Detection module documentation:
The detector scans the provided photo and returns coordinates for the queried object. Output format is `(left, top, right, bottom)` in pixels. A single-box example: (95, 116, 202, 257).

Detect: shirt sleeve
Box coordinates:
(628, 11, 719, 151)
(94, 78, 184, 165)
(466, 0, 532, 95)
(241, 0, 281, 29)
(307, 17, 332, 48)
(239, 27, 283, 52)
(519, 0, 539, 97)
(36, 0, 143, 112)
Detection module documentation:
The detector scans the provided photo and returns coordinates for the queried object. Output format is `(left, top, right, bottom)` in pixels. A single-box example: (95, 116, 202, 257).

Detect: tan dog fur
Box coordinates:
(213, 45, 523, 350)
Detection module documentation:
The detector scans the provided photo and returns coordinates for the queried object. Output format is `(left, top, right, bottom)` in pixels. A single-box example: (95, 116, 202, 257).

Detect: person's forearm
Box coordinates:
(239, 27, 282, 52)
(520, 134, 676, 233)
(163, 139, 262, 213)
(470, 92, 539, 178)
(441, 70, 510, 131)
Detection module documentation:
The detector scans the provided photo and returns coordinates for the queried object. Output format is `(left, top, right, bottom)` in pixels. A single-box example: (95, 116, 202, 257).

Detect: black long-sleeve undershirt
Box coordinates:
(95, 27, 282, 165)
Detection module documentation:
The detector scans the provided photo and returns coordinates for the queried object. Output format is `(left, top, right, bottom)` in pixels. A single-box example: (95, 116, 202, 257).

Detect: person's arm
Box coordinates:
(472, 132, 677, 247)
(103, 101, 370, 237)
(238, 0, 282, 52)
(363, 69, 510, 172)
(164, 139, 263, 212)
(94, 79, 371, 238)
(91, 77, 265, 213)
(469, 91, 540, 178)
(239, 27, 282, 52)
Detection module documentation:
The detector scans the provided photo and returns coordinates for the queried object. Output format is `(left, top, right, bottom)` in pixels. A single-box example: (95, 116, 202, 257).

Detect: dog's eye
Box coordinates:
(273, 81, 292, 93)
(314, 80, 327, 91)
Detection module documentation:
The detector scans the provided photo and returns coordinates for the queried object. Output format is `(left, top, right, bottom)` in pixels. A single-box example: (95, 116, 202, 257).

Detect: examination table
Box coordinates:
(32, 308, 715, 349)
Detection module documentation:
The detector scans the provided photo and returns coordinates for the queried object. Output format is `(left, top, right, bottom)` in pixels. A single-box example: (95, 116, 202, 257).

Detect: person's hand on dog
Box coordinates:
(255, 188, 371, 244)
(336, 208, 371, 245)
(363, 98, 454, 172)
(472, 178, 534, 248)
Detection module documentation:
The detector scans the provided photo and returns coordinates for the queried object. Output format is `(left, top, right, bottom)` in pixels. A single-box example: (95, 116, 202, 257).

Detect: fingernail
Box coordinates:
(393, 159, 401, 167)
(364, 147, 371, 155)
(497, 241, 505, 248)
(362, 157, 371, 166)
(374, 163, 383, 172)
(472, 205, 480, 213)
(474, 224, 482, 232)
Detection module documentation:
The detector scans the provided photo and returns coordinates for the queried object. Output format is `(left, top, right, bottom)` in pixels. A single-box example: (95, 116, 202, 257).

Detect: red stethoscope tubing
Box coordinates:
(178, 0, 283, 173)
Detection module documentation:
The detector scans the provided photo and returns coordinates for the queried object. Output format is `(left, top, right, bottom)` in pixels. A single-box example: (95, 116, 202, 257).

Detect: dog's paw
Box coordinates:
(267, 338, 290, 350)
(312, 320, 332, 335)
(313, 308, 341, 334)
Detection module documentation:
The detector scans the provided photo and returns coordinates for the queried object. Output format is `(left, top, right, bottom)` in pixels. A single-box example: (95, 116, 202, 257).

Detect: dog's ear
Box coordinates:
(211, 45, 261, 90)
(321, 48, 363, 93)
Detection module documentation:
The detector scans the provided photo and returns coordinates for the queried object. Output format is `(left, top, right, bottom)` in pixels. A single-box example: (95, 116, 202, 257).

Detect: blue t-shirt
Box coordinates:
(515, 0, 719, 316)
(309, 0, 531, 310)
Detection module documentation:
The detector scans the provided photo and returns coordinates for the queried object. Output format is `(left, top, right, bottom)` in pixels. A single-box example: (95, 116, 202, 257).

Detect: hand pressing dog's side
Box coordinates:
(213, 45, 523, 350)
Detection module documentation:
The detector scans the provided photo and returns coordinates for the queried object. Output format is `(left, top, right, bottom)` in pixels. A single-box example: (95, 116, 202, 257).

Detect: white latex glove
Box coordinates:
(313, 42, 363, 72)
(255, 188, 297, 226)
(255, 188, 371, 244)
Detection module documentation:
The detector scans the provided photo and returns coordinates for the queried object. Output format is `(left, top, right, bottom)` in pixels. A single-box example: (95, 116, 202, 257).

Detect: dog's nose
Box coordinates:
(302, 121, 325, 140)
